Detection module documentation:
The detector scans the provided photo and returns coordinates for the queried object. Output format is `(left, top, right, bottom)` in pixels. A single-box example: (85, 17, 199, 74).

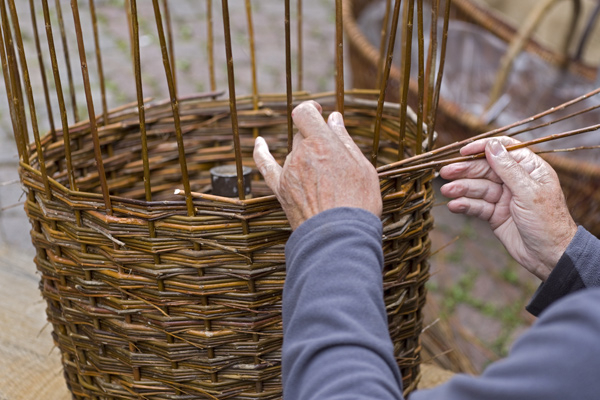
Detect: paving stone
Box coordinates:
(456, 303, 503, 346)
(0, 214, 35, 255)
(471, 273, 522, 308)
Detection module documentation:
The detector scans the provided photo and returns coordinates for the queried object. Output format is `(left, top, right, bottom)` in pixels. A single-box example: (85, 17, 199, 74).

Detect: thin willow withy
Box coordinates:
(380, 123, 600, 178)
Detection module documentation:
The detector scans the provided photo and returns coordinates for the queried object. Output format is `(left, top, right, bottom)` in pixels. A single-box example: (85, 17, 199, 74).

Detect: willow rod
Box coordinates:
(29, 0, 55, 141)
(429, 0, 451, 137)
(162, 0, 177, 95)
(55, 0, 79, 123)
(0, 0, 27, 159)
(0, 14, 22, 159)
(376, 0, 392, 89)
(124, 0, 134, 63)
(297, 0, 304, 91)
(130, 0, 151, 204)
(380, 123, 600, 177)
(152, 0, 195, 216)
(41, 0, 77, 191)
(371, 0, 403, 166)
(89, 0, 108, 125)
(398, 0, 415, 160)
(245, 0, 259, 139)
(221, 0, 247, 202)
(415, 0, 425, 155)
(378, 76, 600, 173)
(285, 0, 294, 153)
(71, 0, 113, 215)
(508, 104, 600, 140)
(335, 0, 344, 115)
(7, 0, 52, 198)
(207, 0, 216, 92)
(425, 0, 439, 147)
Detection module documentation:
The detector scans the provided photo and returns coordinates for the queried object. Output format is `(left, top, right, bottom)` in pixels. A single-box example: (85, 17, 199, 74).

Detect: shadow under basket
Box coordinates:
(20, 94, 434, 399)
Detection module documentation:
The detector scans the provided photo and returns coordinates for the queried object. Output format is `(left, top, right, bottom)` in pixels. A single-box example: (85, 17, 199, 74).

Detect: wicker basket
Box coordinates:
(1, 0, 443, 395)
(18, 94, 434, 398)
(345, 0, 600, 236)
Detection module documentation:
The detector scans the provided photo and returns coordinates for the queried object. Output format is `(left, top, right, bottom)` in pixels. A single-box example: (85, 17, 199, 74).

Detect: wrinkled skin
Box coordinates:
(440, 137, 577, 281)
(253, 101, 382, 231)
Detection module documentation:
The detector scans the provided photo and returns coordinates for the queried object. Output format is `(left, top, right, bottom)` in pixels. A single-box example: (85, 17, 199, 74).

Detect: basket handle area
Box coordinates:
(486, 0, 582, 111)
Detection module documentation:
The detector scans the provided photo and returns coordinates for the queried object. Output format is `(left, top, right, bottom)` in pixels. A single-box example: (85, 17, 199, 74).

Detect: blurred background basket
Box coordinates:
(1, 1, 446, 398)
(346, 0, 600, 236)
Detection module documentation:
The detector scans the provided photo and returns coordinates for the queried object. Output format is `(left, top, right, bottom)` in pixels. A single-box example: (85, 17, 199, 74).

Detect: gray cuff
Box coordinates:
(527, 226, 597, 316)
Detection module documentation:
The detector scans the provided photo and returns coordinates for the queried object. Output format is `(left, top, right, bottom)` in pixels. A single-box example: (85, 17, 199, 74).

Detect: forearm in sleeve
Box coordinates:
(282, 207, 404, 400)
(527, 226, 600, 316)
(410, 288, 600, 400)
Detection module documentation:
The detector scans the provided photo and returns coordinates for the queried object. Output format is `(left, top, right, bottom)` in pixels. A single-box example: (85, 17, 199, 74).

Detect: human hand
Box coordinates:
(439, 137, 577, 281)
(253, 101, 382, 230)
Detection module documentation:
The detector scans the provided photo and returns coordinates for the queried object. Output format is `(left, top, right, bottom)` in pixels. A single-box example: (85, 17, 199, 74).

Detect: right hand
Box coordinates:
(253, 101, 382, 230)
(439, 137, 577, 281)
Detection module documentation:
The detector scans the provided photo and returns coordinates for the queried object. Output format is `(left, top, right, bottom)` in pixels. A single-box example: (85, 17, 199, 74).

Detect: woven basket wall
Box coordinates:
(0, 0, 441, 395)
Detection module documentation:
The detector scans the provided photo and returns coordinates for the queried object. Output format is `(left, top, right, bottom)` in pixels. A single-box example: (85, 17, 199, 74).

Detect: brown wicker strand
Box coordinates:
(371, 0, 403, 166)
(398, 0, 415, 160)
(285, 0, 294, 153)
(71, 0, 113, 215)
(28, 0, 56, 141)
(54, 0, 79, 123)
(152, 0, 195, 215)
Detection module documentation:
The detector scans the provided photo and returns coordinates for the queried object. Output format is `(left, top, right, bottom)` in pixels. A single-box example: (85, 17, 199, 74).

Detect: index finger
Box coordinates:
(291, 101, 331, 140)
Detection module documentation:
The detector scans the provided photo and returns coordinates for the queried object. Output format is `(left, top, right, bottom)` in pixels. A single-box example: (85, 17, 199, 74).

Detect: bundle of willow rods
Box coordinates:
(1, 0, 449, 398)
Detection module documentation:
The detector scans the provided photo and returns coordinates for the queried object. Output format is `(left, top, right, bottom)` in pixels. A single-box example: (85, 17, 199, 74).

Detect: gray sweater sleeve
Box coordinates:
(282, 207, 403, 400)
(526, 226, 600, 315)
(283, 209, 600, 400)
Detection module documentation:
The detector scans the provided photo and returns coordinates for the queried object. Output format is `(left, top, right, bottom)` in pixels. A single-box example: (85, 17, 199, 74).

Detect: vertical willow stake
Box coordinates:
(89, 0, 108, 125)
(29, 0, 55, 141)
(56, 0, 79, 123)
(335, 0, 344, 115)
(245, 0, 260, 139)
(41, 0, 76, 191)
(7, 0, 52, 197)
(162, 0, 177, 94)
(71, 0, 112, 214)
(0, 11, 22, 161)
(285, 0, 294, 153)
(152, 0, 195, 215)
(430, 0, 451, 138)
(207, 0, 216, 92)
(1, 0, 28, 157)
(130, 0, 151, 204)
(376, 0, 392, 89)
(425, 0, 439, 147)
(297, 0, 304, 91)
(415, 0, 425, 155)
(398, 0, 415, 160)
(371, 0, 403, 166)
(221, 0, 247, 202)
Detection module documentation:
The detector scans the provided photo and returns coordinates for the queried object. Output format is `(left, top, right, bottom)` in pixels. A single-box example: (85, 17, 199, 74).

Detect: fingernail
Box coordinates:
(489, 139, 505, 156)
(328, 112, 343, 126)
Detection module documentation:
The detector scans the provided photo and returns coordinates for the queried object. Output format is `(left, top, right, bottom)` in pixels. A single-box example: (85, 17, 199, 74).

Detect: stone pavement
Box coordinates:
(0, 1, 542, 388)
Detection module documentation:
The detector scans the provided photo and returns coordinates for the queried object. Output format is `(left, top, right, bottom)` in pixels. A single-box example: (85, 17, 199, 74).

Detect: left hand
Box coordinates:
(439, 137, 577, 281)
(253, 101, 382, 230)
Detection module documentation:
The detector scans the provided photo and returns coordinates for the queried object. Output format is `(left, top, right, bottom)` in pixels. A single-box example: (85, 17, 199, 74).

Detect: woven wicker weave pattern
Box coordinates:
(19, 96, 433, 398)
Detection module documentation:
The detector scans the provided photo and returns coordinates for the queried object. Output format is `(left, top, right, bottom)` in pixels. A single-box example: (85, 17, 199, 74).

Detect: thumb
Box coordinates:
(485, 139, 534, 195)
(253, 136, 282, 196)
